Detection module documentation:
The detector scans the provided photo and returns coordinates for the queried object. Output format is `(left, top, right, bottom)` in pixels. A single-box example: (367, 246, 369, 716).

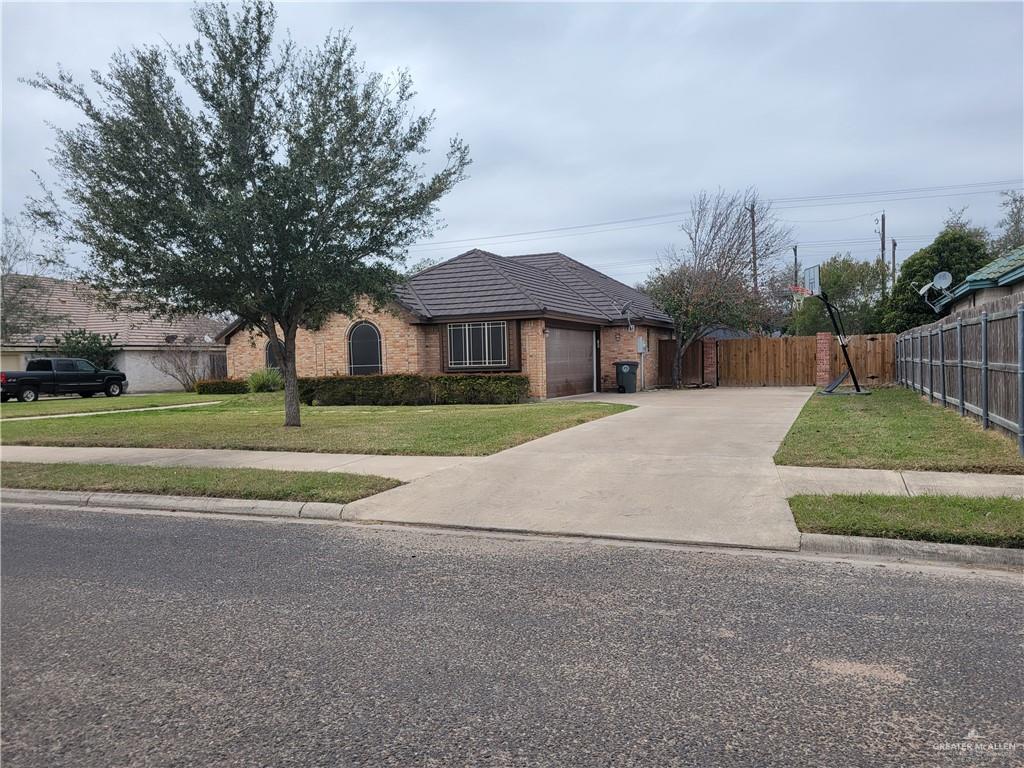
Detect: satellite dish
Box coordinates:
(933, 271, 953, 290)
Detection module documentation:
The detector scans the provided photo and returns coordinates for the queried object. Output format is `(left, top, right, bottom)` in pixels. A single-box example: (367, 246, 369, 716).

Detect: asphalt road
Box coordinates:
(2, 505, 1022, 767)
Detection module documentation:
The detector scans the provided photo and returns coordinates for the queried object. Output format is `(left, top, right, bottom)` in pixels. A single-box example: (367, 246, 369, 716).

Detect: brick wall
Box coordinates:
(599, 325, 670, 390)
(815, 332, 832, 387)
(520, 319, 547, 398)
(225, 301, 438, 379)
(702, 337, 718, 386)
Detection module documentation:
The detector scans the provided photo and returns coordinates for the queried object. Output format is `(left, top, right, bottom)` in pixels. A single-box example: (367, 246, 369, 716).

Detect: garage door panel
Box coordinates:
(546, 328, 594, 397)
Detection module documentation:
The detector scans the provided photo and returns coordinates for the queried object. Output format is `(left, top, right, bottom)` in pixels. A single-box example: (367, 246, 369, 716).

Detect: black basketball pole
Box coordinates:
(818, 291, 863, 393)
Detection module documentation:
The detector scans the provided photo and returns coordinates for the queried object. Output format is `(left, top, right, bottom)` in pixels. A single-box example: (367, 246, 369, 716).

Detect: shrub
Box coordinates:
(195, 378, 249, 395)
(248, 367, 284, 393)
(53, 329, 122, 369)
(300, 373, 530, 406)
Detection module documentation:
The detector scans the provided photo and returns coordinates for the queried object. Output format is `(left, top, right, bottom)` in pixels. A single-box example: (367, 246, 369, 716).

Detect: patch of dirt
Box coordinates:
(810, 658, 909, 685)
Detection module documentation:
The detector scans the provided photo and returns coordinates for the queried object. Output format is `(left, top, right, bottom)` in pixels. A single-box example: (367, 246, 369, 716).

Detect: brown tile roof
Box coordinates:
(395, 249, 672, 326)
(1, 276, 226, 348)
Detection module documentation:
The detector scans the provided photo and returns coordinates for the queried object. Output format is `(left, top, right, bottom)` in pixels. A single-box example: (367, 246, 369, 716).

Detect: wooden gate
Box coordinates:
(716, 333, 896, 387)
(658, 339, 703, 386)
(830, 333, 896, 385)
(717, 336, 817, 386)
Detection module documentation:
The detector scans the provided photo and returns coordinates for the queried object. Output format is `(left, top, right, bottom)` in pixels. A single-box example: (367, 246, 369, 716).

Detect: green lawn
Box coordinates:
(0, 392, 218, 419)
(789, 494, 1024, 549)
(0, 394, 631, 456)
(1, 461, 399, 504)
(774, 387, 1024, 474)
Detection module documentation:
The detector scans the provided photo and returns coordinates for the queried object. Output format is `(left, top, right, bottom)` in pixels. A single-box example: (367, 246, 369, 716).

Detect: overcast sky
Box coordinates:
(3, 1, 1022, 284)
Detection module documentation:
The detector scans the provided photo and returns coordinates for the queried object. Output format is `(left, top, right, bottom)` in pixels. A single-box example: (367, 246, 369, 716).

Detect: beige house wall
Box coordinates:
(225, 308, 670, 399)
(225, 302, 436, 380)
(598, 325, 672, 391)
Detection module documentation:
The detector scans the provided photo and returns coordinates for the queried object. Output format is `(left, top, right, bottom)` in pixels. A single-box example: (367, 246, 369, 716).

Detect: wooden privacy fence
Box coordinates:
(657, 339, 703, 386)
(717, 336, 817, 386)
(828, 333, 896, 386)
(896, 293, 1024, 453)
(716, 333, 896, 387)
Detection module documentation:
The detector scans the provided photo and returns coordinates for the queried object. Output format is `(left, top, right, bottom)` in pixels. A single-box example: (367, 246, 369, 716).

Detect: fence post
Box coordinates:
(899, 336, 904, 386)
(939, 326, 946, 406)
(1018, 304, 1024, 456)
(913, 333, 918, 392)
(928, 329, 934, 402)
(981, 311, 989, 429)
(957, 318, 965, 416)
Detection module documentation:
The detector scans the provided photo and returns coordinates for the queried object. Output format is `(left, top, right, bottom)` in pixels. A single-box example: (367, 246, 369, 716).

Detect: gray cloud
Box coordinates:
(3, 1, 1021, 284)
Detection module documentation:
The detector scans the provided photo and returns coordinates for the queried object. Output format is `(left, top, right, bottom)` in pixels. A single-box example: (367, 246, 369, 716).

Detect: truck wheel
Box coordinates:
(17, 387, 38, 403)
(80, 392, 95, 398)
(104, 381, 123, 397)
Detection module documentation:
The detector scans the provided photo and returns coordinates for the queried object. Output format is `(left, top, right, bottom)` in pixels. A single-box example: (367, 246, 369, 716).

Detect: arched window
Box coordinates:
(348, 322, 382, 375)
(265, 340, 280, 369)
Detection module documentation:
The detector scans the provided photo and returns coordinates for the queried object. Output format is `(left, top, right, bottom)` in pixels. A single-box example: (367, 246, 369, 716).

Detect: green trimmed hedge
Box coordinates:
(195, 378, 249, 395)
(298, 374, 530, 406)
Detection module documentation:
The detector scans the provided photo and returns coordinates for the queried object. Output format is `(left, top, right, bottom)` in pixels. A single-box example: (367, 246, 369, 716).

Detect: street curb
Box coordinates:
(0, 488, 345, 521)
(800, 532, 1023, 569)
(4, 488, 1021, 570)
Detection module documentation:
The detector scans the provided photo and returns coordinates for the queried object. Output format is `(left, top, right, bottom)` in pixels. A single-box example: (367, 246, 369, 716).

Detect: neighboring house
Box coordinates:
(220, 249, 675, 398)
(0, 276, 226, 391)
(935, 245, 1024, 313)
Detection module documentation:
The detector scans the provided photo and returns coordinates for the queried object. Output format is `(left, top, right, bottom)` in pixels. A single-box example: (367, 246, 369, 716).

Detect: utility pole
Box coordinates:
(878, 211, 886, 296)
(891, 238, 898, 291)
(749, 203, 758, 293)
(792, 245, 799, 285)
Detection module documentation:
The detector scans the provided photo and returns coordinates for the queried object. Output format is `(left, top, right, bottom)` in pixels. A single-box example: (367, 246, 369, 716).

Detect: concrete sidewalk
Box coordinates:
(0, 445, 478, 483)
(778, 465, 1024, 498)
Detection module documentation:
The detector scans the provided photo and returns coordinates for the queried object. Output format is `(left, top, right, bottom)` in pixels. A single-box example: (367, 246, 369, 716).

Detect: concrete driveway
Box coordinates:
(346, 387, 814, 550)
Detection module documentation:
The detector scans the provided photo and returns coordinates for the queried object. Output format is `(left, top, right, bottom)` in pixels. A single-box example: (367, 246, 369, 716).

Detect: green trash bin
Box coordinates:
(615, 360, 639, 393)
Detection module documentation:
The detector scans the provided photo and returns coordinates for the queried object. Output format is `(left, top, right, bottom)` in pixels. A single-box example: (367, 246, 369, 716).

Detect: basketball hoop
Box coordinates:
(790, 284, 812, 308)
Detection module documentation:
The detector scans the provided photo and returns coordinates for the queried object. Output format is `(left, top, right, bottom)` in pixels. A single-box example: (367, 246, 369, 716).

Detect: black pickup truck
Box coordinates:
(1, 358, 128, 402)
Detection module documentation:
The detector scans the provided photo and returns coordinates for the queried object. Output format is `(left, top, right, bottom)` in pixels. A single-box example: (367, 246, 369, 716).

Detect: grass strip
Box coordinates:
(789, 493, 1024, 549)
(1, 461, 400, 505)
(775, 387, 1024, 474)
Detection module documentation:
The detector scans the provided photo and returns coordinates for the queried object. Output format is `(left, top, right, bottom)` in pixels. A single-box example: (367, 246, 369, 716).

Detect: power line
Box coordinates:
(409, 179, 1020, 251)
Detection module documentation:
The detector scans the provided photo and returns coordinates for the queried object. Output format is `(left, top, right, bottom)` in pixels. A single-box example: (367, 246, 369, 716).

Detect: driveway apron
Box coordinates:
(345, 387, 814, 550)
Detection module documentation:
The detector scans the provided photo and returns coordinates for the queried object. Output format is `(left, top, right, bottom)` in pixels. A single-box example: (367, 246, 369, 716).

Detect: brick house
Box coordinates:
(219, 249, 675, 398)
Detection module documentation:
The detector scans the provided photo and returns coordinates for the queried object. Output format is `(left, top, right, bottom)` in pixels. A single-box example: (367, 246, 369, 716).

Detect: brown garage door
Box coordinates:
(546, 328, 595, 397)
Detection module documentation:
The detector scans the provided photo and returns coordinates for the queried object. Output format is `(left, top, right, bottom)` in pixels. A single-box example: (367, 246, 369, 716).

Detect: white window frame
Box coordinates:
(447, 321, 508, 368)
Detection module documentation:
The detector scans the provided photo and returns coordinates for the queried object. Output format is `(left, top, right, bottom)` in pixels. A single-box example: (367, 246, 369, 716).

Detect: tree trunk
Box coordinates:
(672, 339, 684, 389)
(673, 334, 702, 388)
(282, 323, 301, 427)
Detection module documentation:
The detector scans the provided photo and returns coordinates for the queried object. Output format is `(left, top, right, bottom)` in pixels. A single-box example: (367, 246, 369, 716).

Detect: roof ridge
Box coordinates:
(480, 252, 545, 311)
(524, 259, 615, 322)
(397, 278, 431, 318)
(542, 254, 635, 319)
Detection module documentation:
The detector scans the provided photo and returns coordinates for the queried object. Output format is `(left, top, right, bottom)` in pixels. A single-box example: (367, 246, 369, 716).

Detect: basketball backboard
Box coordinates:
(803, 264, 821, 296)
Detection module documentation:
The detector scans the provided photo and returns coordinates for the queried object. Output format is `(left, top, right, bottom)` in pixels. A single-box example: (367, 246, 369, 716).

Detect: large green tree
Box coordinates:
(28, 0, 470, 425)
(789, 253, 886, 336)
(880, 214, 989, 333)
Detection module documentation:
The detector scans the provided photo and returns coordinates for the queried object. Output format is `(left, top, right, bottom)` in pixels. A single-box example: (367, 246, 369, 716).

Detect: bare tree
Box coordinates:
(680, 188, 793, 294)
(149, 335, 207, 391)
(1, 216, 69, 343)
(645, 188, 791, 385)
(993, 190, 1024, 254)
(645, 245, 761, 387)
